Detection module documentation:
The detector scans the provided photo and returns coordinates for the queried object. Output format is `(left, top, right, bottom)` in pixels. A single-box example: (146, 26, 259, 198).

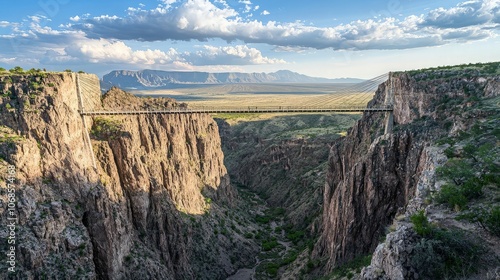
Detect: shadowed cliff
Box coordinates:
(0, 73, 255, 279)
(313, 67, 500, 278)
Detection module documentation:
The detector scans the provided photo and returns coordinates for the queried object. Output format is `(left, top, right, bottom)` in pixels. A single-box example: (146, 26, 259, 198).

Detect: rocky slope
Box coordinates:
(217, 114, 360, 229)
(0, 73, 256, 279)
(216, 114, 360, 279)
(101, 69, 363, 90)
(313, 65, 500, 278)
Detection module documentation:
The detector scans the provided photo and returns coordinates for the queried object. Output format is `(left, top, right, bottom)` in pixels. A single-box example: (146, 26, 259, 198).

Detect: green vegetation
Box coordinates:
(254, 207, 285, 224)
(0, 66, 75, 77)
(255, 214, 271, 224)
(261, 238, 278, 251)
(265, 262, 280, 277)
(9, 66, 24, 74)
(409, 212, 485, 279)
(204, 197, 212, 205)
(90, 117, 124, 140)
(320, 255, 372, 280)
(457, 206, 500, 237)
(410, 210, 432, 237)
(286, 229, 305, 245)
(0, 126, 24, 146)
(434, 157, 486, 210)
(433, 107, 499, 235)
(212, 112, 262, 121)
(403, 61, 500, 80)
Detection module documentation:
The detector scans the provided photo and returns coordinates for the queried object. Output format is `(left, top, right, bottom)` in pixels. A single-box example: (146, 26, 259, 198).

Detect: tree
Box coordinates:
(0, 67, 6, 72)
(436, 159, 474, 185)
(9, 66, 24, 74)
(27, 68, 40, 74)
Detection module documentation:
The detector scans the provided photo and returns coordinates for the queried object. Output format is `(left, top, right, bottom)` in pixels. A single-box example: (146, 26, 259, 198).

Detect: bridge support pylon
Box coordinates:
(384, 111, 394, 134)
(75, 73, 97, 170)
(384, 73, 394, 134)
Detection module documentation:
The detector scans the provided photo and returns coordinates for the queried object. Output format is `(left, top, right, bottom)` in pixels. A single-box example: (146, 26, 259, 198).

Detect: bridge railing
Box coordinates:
(78, 105, 393, 116)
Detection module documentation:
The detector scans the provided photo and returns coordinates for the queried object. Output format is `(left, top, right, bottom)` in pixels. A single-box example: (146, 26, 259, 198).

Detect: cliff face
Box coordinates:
(217, 114, 360, 229)
(0, 73, 246, 279)
(314, 71, 500, 272)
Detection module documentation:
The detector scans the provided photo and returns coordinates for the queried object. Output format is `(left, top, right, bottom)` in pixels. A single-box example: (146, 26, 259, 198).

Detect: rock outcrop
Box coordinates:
(313, 71, 500, 273)
(0, 73, 249, 279)
(217, 114, 359, 230)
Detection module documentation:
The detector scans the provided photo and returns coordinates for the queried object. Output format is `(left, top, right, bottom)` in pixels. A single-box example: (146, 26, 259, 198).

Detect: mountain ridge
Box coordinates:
(101, 69, 365, 90)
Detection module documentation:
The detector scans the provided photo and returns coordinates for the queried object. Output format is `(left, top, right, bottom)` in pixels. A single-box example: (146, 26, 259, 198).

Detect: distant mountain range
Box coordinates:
(101, 69, 364, 90)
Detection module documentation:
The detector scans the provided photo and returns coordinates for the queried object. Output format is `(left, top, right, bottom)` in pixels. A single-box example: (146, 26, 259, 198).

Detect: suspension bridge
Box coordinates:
(74, 72, 395, 169)
(76, 73, 394, 115)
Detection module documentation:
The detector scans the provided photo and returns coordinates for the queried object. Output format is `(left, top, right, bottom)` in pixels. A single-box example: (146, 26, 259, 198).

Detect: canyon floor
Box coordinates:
(215, 112, 361, 279)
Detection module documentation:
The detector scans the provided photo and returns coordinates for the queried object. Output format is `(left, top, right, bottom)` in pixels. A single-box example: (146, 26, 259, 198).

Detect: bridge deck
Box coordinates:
(79, 106, 392, 115)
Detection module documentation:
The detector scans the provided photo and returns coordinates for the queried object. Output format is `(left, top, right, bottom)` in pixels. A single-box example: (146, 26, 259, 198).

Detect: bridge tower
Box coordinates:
(75, 73, 97, 169)
(384, 73, 394, 134)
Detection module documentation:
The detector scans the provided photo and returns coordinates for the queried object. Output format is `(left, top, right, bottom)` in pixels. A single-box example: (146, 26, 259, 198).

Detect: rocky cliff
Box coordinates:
(313, 67, 500, 276)
(0, 73, 254, 279)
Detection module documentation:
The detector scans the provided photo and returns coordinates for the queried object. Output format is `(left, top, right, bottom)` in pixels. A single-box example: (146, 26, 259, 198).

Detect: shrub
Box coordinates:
(265, 263, 279, 277)
(255, 214, 270, 224)
(435, 184, 467, 210)
(410, 210, 433, 236)
(90, 117, 123, 140)
(443, 146, 455, 158)
(436, 159, 474, 185)
(460, 177, 483, 199)
(458, 206, 500, 237)
(281, 251, 298, 266)
(286, 230, 305, 244)
(410, 228, 484, 279)
(326, 254, 372, 279)
(262, 239, 278, 251)
(9, 66, 24, 74)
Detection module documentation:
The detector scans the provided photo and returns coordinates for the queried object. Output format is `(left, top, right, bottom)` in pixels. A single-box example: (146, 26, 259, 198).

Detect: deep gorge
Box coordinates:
(0, 64, 499, 280)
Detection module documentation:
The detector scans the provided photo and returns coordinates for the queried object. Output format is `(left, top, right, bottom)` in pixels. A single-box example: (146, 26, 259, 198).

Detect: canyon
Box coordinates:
(0, 63, 499, 279)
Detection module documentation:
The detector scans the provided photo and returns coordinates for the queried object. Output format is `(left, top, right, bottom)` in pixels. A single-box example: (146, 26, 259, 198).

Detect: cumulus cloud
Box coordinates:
(422, 0, 494, 28)
(0, 21, 11, 28)
(185, 45, 286, 65)
(261, 10, 270, 16)
(70, 0, 499, 51)
(1, 0, 499, 70)
(0, 17, 286, 70)
(64, 39, 181, 64)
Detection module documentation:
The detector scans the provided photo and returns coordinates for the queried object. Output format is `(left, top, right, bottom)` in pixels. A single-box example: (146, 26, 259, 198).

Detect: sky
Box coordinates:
(0, 0, 499, 79)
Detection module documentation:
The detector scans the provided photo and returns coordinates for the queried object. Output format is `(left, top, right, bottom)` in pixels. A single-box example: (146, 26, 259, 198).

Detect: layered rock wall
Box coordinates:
(0, 73, 236, 279)
(313, 72, 500, 272)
